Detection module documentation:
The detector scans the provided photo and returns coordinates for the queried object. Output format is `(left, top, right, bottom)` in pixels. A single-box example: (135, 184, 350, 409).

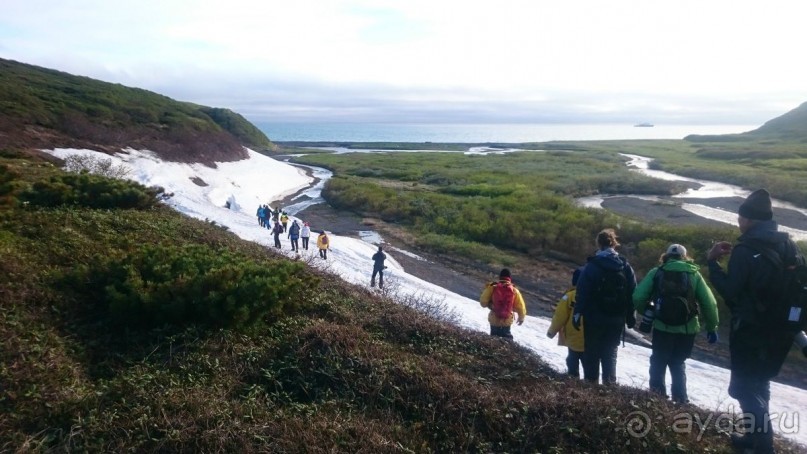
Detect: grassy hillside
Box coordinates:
(0, 58, 272, 164)
(4, 150, 797, 452)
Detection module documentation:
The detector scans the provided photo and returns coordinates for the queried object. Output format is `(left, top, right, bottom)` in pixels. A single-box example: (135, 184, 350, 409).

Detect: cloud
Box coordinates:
(2, 0, 807, 125)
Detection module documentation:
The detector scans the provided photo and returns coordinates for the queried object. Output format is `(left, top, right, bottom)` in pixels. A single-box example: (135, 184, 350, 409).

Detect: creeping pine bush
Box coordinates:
(19, 173, 161, 209)
(68, 244, 310, 331)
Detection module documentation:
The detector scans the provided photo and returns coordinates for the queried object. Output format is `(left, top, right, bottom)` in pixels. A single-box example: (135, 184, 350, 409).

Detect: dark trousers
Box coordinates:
(649, 330, 695, 402)
(302, 237, 309, 249)
(371, 267, 384, 288)
(582, 323, 622, 384)
(730, 374, 774, 452)
(290, 238, 299, 252)
(273, 233, 281, 248)
(566, 349, 584, 378)
(319, 249, 327, 259)
(490, 325, 513, 339)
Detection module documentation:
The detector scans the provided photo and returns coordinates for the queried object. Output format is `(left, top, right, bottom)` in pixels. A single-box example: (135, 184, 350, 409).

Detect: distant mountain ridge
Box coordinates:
(686, 101, 807, 142)
(0, 58, 272, 164)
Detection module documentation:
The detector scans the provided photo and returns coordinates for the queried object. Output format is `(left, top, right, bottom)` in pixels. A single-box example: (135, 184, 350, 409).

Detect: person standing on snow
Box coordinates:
(707, 189, 804, 452)
(271, 220, 283, 249)
(479, 268, 526, 339)
(547, 268, 585, 378)
(288, 220, 301, 252)
(371, 245, 387, 288)
(573, 228, 637, 385)
(301, 222, 311, 250)
(317, 231, 330, 259)
(632, 243, 719, 404)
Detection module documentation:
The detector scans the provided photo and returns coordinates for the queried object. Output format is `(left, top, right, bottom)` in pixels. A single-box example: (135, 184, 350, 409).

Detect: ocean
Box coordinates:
(257, 122, 758, 143)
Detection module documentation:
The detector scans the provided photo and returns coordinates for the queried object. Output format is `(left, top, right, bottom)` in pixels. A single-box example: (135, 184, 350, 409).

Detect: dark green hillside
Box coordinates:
(0, 58, 272, 164)
(5, 150, 799, 452)
(686, 101, 807, 143)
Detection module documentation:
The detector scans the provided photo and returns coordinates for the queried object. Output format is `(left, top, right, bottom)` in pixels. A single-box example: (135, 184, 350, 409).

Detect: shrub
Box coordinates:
(65, 244, 311, 331)
(63, 154, 131, 179)
(19, 173, 161, 209)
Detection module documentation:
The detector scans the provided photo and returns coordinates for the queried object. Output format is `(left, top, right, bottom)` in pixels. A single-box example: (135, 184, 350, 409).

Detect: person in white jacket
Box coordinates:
(300, 222, 311, 250)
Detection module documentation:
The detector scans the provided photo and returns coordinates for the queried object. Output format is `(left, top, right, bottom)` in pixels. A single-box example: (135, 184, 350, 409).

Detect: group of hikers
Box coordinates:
(255, 205, 330, 258)
(480, 189, 807, 453)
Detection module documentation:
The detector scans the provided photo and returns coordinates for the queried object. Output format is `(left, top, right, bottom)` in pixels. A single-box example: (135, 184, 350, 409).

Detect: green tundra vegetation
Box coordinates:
(3, 149, 774, 452)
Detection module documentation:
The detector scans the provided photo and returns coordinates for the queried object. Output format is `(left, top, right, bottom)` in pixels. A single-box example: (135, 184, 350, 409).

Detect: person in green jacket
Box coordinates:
(633, 243, 719, 404)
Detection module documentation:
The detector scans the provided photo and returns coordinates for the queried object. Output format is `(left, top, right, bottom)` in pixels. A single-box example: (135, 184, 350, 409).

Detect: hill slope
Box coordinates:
(686, 101, 807, 143)
(0, 58, 272, 164)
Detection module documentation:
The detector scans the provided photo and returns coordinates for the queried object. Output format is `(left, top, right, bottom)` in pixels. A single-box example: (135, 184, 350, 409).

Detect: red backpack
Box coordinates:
(491, 282, 516, 319)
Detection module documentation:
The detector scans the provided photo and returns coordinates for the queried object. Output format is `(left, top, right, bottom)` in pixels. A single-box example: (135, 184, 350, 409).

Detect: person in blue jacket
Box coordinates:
(573, 228, 637, 384)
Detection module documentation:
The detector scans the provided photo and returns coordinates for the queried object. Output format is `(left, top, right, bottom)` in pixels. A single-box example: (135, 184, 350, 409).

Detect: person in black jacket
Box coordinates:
(371, 245, 387, 288)
(572, 228, 637, 384)
(707, 189, 802, 453)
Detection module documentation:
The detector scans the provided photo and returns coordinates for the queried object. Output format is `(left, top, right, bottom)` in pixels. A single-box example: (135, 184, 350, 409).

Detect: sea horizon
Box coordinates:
(256, 122, 759, 143)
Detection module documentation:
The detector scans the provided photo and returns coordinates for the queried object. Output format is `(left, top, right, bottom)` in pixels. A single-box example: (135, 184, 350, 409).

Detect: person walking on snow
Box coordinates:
(301, 222, 311, 250)
(573, 228, 637, 385)
(280, 212, 289, 233)
(271, 220, 283, 249)
(547, 268, 585, 378)
(371, 245, 387, 288)
(317, 231, 330, 259)
(632, 243, 719, 404)
(480, 268, 526, 339)
(707, 189, 804, 453)
(288, 220, 301, 252)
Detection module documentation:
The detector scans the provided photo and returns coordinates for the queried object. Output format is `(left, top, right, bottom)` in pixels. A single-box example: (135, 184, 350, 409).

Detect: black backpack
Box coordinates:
(652, 268, 698, 326)
(591, 259, 630, 316)
(738, 240, 807, 333)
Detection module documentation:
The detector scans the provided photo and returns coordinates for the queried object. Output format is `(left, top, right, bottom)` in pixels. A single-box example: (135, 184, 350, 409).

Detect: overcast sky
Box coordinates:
(2, 0, 806, 125)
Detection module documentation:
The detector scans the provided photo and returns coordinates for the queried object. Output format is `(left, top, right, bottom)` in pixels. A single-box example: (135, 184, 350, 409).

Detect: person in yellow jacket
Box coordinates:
(479, 268, 526, 339)
(316, 231, 330, 260)
(547, 268, 584, 378)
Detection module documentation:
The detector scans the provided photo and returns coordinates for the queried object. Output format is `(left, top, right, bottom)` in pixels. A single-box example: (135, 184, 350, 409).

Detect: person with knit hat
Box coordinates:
(480, 268, 527, 339)
(707, 188, 804, 452)
(633, 243, 719, 404)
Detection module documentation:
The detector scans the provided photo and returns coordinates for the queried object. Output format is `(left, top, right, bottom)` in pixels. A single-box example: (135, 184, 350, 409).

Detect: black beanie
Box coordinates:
(738, 189, 773, 221)
(499, 268, 511, 279)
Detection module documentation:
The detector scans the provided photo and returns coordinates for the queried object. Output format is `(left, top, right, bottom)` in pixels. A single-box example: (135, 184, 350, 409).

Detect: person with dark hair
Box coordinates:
(287, 220, 301, 252)
(707, 189, 804, 452)
(633, 243, 719, 404)
(371, 245, 387, 288)
(547, 267, 585, 378)
(271, 220, 283, 249)
(480, 268, 527, 339)
(572, 228, 637, 384)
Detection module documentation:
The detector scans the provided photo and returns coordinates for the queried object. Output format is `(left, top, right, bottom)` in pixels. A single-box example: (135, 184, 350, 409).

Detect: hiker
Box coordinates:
(301, 221, 311, 250)
(633, 243, 719, 404)
(479, 268, 527, 339)
(256, 205, 265, 227)
(271, 220, 283, 248)
(371, 245, 386, 288)
(317, 230, 330, 259)
(573, 228, 636, 384)
(280, 212, 289, 233)
(288, 220, 301, 252)
(547, 267, 585, 378)
(707, 189, 804, 452)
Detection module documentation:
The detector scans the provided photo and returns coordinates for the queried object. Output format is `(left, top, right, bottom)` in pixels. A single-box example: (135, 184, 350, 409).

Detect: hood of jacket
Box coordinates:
(590, 249, 625, 271)
(738, 220, 789, 247)
(658, 258, 700, 273)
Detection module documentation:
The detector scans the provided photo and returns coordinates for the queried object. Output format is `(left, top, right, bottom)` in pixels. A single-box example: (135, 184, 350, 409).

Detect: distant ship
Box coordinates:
(634, 122, 654, 127)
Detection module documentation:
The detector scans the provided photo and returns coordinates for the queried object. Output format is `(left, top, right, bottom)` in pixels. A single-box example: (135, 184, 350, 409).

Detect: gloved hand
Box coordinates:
(707, 331, 718, 344)
(547, 330, 556, 339)
(572, 313, 582, 331)
(626, 312, 636, 330)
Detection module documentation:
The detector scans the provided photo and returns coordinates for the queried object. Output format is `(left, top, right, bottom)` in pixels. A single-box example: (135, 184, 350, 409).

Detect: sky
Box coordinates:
(42, 145, 807, 448)
(3, 1, 807, 125)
